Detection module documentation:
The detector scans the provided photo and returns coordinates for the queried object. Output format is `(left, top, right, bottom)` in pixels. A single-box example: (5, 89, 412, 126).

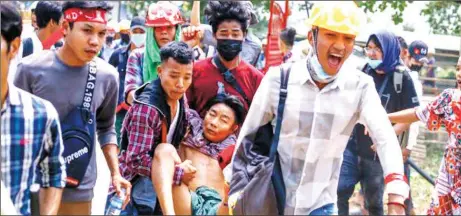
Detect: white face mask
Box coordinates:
(131, 33, 146, 48)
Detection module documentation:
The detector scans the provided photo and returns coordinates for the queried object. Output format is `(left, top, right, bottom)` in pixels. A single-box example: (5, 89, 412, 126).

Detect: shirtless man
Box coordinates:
(152, 94, 244, 215)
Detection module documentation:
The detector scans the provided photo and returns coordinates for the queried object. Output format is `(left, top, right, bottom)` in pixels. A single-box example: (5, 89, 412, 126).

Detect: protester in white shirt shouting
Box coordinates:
(227, 2, 409, 215)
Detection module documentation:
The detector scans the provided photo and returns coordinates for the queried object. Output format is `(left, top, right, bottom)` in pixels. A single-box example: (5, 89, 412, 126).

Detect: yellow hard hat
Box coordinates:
(119, 19, 131, 31)
(306, 1, 365, 36)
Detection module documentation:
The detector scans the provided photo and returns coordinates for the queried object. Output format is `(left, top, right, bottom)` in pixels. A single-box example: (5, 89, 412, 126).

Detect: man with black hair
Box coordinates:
(1, 3, 66, 215)
(30, 1, 39, 32)
(14, 1, 131, 214)
(22, 1, 63, 58)
(228, 3, 408, 215)
(152, 94, 243, 215)
(8, 1, 63, 84)
(117, 41, 195, 215)
(279, 27, 298, 63)
(186, 1, 264, 118)
(188, 1, 262, 66)
(397, 36, 410, 67)
(124, 1, 199, 106)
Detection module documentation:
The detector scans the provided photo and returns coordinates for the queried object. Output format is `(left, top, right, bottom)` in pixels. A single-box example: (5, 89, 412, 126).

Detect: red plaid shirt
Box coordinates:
(118, 103, 163, 181)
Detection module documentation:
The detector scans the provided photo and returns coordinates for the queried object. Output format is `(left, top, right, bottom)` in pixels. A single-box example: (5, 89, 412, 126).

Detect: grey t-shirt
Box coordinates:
(14, 50, 118, 201)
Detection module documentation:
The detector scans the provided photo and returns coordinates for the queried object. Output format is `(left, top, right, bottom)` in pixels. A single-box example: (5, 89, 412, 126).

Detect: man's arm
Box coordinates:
(38, 102, 66, 215)
(39, 187, 63, 215)
(96, 73, 132, 207)
(190, 1, 200, 26)
(358, 79, 408, 202)
(124, 51, 144, 105)
(393, 123, 411, 136)
(124, 104, 162, 176)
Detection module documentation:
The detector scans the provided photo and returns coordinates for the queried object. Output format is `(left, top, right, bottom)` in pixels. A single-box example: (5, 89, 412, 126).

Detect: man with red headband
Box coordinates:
(14, 2, 131, 214)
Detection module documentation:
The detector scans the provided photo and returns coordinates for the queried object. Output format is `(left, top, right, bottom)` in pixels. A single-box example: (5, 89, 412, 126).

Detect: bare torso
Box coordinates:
(178, 145, 226, 199)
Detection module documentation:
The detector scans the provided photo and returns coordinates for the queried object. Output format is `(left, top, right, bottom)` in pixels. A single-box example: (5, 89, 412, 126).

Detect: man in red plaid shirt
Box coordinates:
(116, 41, 194, 214)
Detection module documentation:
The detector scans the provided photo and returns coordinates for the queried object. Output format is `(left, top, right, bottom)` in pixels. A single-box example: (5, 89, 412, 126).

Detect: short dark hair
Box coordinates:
(204, 94, 245, 125)
(280, 27, 297, 47)
(160, 41, 194, 65)
(204, 1, 251, 34)
(1, 2, 22, 51)
(62, 1, 113, 29)
(35, 1, 62, 29)
(397, 36, 408, 50)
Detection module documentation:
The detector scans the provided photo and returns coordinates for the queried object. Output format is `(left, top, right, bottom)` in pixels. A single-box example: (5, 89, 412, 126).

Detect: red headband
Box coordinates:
(64, 8, 107, 24)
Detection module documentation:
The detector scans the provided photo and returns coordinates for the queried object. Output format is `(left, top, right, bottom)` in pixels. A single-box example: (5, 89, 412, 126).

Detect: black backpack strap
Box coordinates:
(269, 63, 292, 161)
(213, 55, 251, 106)
(82, 61, 97, 113)
(393, 65, 408, 94)
(22, 37, 33, 58)
(54, 40, 63, 49)
(270, 63, 292, 215)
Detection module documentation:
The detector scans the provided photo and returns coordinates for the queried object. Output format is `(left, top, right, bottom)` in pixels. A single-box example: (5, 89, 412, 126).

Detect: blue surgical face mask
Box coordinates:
(366, 57, 383, 69)
(308, 52, 337, 83)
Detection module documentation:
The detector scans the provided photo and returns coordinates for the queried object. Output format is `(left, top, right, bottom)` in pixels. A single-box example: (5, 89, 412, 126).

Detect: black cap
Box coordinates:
(130, 16, 146, 30)
(409, 40, 429, 63)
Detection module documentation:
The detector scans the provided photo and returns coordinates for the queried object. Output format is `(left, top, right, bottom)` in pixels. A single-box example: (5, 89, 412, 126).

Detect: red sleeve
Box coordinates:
(218, 144, 236, 170)
(186, 63, 200, 110)
(125, 104, 161, 177)
(416, 89, 452, 131)
(254, 68, 264, 90)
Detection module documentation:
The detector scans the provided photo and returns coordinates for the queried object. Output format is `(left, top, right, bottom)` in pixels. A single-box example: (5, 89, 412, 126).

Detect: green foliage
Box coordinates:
(435, 67, 457, 79)
(355, 0, 460, 36)
(355, 0, 411, 24)
(420, 1, 461, 36)
(180, 0, 270, 39)
(126, 1, 155, 18)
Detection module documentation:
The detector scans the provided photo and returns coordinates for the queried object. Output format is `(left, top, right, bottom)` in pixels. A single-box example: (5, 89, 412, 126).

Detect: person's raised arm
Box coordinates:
(190, 1, 200, 26)
(125, 51, 144, 105)
(388, 108, 419, 124)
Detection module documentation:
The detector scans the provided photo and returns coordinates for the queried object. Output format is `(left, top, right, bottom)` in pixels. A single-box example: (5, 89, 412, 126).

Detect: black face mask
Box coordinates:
(216, 39, 243, 61)
(106, 36, 114, 44)
(120, 33, 130, 44)
(410, 64, 423, 72)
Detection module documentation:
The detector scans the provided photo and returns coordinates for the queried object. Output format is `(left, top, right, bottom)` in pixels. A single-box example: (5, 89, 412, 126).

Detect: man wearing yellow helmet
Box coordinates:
(227, 2, 407, 215)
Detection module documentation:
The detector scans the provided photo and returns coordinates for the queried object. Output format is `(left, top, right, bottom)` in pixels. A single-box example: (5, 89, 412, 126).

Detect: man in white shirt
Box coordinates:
(227, 2, 408, 215)
(8, 1, 63, 84)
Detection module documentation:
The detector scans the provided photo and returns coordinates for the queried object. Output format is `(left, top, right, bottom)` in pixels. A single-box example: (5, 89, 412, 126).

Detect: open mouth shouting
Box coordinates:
(328, 53, 344, 70)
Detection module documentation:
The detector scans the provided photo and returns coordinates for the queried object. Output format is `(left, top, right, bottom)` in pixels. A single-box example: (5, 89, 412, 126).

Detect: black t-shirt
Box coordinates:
(350, 64, 420, 159)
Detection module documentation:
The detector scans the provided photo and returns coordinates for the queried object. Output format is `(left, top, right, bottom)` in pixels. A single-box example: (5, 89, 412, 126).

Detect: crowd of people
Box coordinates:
(1, 1, 460, 215)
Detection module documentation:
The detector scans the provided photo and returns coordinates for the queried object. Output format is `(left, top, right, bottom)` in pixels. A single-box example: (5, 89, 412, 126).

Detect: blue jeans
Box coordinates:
(105, 176, 157, 215)
(337, 147, 384, 215)
(309, 203, 336, 215)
